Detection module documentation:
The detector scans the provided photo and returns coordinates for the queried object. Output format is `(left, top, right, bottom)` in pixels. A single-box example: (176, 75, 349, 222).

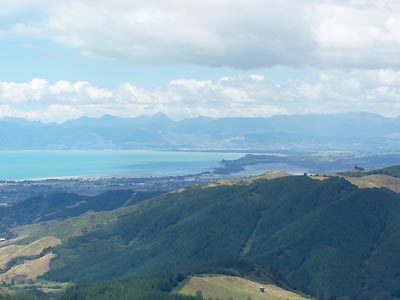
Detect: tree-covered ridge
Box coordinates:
(40, 175, 400, 299)
(0, 292, 38, 300)
(0, 259, 299, 300)
(59, 260, 302, 300)
(60, 274, 197, 300)
(0, 190, 163, 232)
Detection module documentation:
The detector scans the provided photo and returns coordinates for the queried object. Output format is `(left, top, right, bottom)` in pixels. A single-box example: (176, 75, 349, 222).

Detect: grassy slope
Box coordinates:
(0, 190, 163, 234)
(205, 171, 290, 187)
(178, 275, 308, 300)
(12, 204, 142, 243)
(0, 235, 63, 291)
(313, 165, 400, 193)
(0, 237, 60, 269)
(346, 174, 400, 193)
(339, 165, 400, 178)
(0, 253, 55, 283)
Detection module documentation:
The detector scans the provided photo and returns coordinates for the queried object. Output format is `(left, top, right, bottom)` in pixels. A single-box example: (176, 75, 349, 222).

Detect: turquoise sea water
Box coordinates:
(0, 151, 243, 181)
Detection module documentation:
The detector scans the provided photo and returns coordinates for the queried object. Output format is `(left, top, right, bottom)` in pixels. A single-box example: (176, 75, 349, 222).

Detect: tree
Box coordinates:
(373, 291, 392, 300)
(195, 290, 203, 300)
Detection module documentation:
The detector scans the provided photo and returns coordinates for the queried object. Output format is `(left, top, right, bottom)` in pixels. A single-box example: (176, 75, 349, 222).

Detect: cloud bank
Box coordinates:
(1, 0, 400, 121)
(3, 0, 400, 69)
(1, 72, 400, 122)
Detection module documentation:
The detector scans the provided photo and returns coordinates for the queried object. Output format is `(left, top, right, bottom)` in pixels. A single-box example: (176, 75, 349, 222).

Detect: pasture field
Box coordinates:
(178, 275, 309, 300)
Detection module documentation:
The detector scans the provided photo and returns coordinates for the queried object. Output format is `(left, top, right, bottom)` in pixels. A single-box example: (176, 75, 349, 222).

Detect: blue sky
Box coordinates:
(0, 35, 318, 88)
(0, 2, 317, 87)
(0, 1, 400, 122)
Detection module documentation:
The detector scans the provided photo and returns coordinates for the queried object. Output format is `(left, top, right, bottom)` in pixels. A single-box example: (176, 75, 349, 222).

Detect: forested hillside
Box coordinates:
(59, 261, 302, 300)
(0, 190, 163, 232)
(40, 175, 400, 300)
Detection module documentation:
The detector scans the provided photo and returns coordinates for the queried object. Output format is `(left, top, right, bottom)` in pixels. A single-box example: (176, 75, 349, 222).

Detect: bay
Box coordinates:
(0, 150, 243, 180)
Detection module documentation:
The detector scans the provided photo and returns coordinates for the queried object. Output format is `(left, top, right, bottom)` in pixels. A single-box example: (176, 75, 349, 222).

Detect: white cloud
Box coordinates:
(0, 72, 400, 122)
(4, 1, 400, 122)
(3, 0, 400, 69)
(310, 1, 400, 68)
(0, 78, 48, 102)
(38, 0, 312, 68)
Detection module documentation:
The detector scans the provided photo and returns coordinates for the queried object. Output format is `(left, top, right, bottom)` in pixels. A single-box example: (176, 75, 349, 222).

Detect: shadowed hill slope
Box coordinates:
(0, 190, 164, 232)
(42, 176, 400, 299)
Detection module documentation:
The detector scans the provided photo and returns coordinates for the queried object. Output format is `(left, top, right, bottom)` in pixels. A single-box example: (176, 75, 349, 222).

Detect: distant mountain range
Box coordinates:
(1, 112, 399, 151)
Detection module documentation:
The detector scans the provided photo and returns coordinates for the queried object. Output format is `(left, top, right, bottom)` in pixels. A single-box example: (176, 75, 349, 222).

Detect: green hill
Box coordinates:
(339, 165, 400, 178)
(58, 260, 304, 300)
(37, 175, 400, 299)
(344, 174, 400, 193)
(0, 190, 163, 233)
(177, 275, 308, 300)
(60, 273, 197, 300)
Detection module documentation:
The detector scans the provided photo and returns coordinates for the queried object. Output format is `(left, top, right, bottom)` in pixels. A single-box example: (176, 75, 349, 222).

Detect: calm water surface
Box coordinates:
(0, 151, 243, 180)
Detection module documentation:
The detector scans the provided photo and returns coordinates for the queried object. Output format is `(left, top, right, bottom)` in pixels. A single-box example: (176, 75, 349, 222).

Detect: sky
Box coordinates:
(1, 0, 400, 122)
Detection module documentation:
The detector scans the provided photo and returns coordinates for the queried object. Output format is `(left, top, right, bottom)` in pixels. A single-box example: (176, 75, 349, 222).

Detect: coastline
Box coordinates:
(0, 150, 243, 182)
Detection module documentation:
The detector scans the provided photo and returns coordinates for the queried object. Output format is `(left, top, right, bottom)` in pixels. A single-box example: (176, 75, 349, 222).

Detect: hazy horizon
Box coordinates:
(0, 111, 399, 125)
